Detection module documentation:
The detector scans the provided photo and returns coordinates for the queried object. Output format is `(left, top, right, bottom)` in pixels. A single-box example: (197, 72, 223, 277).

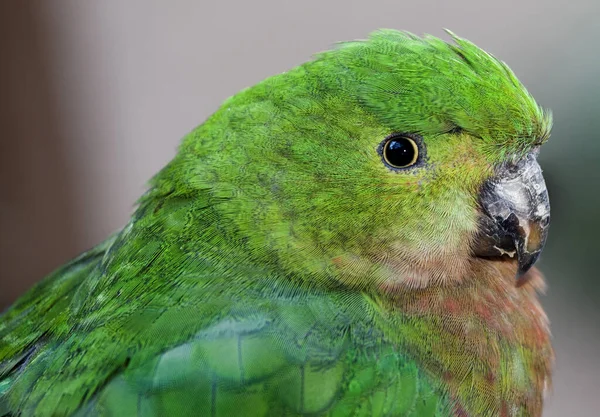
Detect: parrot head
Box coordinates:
(151, 29, 551, 290)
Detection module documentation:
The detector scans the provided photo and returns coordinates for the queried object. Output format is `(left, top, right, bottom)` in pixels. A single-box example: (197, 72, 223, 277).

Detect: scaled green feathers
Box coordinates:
(0, 30, 553, 417)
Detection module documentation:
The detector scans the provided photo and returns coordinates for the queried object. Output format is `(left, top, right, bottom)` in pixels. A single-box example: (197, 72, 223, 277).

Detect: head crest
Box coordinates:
(317, 29, 551, 152)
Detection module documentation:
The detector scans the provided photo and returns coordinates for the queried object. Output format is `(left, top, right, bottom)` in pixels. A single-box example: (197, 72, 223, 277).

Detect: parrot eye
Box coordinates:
(380, 133, 421, 169)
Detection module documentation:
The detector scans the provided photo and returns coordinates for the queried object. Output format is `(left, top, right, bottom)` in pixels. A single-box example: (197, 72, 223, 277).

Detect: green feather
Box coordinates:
(0, 30, 552, 416)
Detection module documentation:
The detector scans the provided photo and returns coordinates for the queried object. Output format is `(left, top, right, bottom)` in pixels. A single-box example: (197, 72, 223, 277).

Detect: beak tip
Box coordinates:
(515, 250, 542, 283)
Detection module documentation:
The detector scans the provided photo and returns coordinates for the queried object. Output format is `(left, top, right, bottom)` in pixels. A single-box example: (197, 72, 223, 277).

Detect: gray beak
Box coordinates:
(474, 152, 551, 282)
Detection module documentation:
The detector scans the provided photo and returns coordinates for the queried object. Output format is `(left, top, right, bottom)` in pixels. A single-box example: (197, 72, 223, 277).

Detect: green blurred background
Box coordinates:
(0, 1, 598, 415)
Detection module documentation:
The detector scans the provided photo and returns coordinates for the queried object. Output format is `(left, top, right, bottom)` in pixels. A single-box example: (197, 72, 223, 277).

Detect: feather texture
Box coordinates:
(0, 30, 552, 416)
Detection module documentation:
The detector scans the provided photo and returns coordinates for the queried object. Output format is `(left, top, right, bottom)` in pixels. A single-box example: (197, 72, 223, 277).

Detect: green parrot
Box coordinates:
(0, 30, 553, 417)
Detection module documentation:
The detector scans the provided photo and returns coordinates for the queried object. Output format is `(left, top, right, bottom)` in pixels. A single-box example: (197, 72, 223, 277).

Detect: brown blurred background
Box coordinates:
(1, 1, 598, 415)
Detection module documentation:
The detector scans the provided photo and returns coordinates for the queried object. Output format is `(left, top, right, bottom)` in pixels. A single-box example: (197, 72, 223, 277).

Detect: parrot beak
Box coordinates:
(474, 151, 550, 283)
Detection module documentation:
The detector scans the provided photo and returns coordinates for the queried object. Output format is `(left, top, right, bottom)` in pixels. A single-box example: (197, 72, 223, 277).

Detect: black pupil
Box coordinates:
(386, 138, 416, 167)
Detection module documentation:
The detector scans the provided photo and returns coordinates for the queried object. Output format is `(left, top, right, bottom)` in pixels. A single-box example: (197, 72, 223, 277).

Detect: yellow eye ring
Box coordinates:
(382, 135, 419, 168)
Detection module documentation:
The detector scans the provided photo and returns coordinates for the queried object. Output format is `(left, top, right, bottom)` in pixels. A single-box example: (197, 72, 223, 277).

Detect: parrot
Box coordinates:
(0, 30, 553, 417)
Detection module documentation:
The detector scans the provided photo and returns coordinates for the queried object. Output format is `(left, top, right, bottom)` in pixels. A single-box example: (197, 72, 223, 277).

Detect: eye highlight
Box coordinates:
(380, 133, 422, 169)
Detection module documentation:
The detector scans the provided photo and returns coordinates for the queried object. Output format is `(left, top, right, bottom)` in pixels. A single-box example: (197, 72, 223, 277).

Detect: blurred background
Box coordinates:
(0, 0, 598, 415)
